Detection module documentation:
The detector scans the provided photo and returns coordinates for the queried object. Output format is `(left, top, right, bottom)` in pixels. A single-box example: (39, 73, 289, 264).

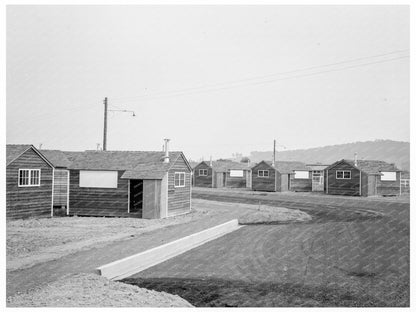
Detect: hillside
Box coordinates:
(248, 140, 410, 171)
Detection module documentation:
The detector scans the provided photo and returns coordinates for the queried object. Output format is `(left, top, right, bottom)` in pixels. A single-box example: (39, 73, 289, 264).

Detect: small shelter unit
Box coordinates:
(67, 144, 192, 218)
(193, 160, 252, 188)
(307, 164, 330, 192)
(6, 144, 55, 219)
(325, 159, 401, 196)
(251, 160, 310, 192)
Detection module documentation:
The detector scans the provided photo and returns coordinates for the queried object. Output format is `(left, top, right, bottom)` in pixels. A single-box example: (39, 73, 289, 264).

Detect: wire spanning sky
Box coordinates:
(6, 5, 409, 160)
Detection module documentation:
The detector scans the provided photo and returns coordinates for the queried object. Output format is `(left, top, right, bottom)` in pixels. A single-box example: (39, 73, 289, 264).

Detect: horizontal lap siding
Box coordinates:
(290, 174, 312, 192)
(194, 163, 213, 187)
(168, 155, 191, 216)
(226, 170, 248, 188)
(327, 162, 361, 196)
(6, 148, 53, 219)
(69, 170, 129, 217)
(252, 163, 276, 192)
(377, 172, 401, 196)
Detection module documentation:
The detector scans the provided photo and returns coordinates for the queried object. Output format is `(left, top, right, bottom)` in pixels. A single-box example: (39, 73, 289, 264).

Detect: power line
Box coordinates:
(110, 49, 409, 103)
(111, 54, 409, 103)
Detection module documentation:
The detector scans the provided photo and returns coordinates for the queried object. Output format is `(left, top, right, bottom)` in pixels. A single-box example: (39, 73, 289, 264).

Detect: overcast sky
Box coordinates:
(6, 5, 409, 160)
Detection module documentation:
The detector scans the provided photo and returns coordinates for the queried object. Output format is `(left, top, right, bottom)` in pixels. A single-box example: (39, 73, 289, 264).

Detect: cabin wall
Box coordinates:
(327, 162, 361, 196)
(168, 155, 191, 216)
(6, 148, 53, 219)
(290, 172, 312, 192)
(251, 163, 276, 192)
(376, 172, 401, 196)
(69, 170, 129, 217)
(194, 162, 213, 188)
(142, 179, 162, 219)
(225, 170, 249, 188)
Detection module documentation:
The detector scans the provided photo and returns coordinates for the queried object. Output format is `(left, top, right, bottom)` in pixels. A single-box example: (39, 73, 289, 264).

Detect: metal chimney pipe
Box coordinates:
(210, 156, 213, 167)
(354, 152, 358, 166)
(163, 139, 170, 163)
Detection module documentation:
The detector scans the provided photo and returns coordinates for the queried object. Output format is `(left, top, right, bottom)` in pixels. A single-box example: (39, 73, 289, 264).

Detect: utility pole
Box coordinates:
(103, 97, 108, 151)
(272, 139, 276, 167)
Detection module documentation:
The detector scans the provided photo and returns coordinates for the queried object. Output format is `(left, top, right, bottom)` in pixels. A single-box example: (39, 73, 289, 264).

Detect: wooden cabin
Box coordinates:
(193, 160, 252, 188)
(67, 149, 192, 218)
(400, 171, 410, 194)
(251, 160, 310, 192)
(325, 159, 401, 196)
(6, 144, 55, 219)
(307, 164, 330, 192)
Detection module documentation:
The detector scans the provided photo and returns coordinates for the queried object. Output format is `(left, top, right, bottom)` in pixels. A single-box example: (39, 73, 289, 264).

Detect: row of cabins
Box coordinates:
(6, 143, 192, 219)
(192, 158, 409, 197)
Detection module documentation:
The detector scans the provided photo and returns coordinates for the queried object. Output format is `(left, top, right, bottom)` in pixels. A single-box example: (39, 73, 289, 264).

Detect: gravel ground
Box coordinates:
(238, 205, 312, 224)
(7, 206, 210, 271)
(7, 273, 193, 307)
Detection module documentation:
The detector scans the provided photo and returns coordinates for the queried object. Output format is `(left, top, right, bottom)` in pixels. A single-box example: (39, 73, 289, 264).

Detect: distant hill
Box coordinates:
(248, 140, 410, 171)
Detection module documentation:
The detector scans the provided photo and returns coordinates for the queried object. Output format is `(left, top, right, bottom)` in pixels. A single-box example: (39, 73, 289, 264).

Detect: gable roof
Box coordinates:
(326, 159, 400, 175)
(197, 160, 252, 172)
(39, 150, 83, 168)
(253, 160, 309, 174)
(6, 144, 54, 168)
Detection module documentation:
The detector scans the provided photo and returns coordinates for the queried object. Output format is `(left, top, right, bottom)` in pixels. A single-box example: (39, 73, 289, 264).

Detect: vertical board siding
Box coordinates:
(251, 162, 276, 192)
(6, 148, 53, 219)
(376, 172, 401, 196)
(69, 170, 130, 217)
(327, 162, 361, 196)
(53, 170, 69, 206)
(193, 163, 213, 187)
(142, 180, 161, 219)
(168, 155, 191, 216)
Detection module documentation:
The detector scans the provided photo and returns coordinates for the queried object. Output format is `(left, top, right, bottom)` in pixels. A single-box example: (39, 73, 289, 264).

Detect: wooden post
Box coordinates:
(103, 97, 108, 151)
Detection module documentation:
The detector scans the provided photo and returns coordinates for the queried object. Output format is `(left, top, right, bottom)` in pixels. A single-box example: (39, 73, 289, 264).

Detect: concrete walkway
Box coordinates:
(7, 209, 238, 298)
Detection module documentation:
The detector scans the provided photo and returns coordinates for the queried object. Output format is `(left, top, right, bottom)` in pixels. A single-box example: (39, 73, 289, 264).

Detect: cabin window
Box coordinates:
(18, 169, 41, 186)
(380, 172, 396, 181)
(230, 170, 244, 177)
(258, 170, 269, 177)
(336, 170, 351, 179)
(400, 179, 409, 187)
(199, 169, 208, 176)
(294, 171, 309, 179)
(174, 172, 186, 187)
(79, 170, 118, 188)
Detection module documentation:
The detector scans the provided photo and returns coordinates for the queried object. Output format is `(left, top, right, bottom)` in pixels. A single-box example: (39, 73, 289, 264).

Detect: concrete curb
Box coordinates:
(96, 219, 243, 280)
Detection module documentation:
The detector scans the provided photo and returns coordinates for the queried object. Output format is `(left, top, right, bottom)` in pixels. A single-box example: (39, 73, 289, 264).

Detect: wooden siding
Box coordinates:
(327, 162, 361, 196)
(290, 172, 312, 192)
(6, 148, 53, 219)
(69, 170, 130, 217)
(225, 170, 248, 188)
(251, 162, 276, 192)
(142, 180, 161, 219)
(193, 162, 213, 188)
(53, 169, 69, 207)
(168, 155, 191, 216)
(376, 172, 400, 196)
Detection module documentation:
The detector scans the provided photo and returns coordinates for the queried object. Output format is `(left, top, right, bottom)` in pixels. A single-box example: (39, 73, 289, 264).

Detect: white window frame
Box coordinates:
(294, 171, 309, 179)
(18, 169, 41, 187)
(258, 170, 269, 178)
(380, 172, 397, 181)
(336, 170, 351, 180)
(79, 170, 118, 188)
(400, 179, 409, 187)
(198, 169, 208, 176)
(174, 172, 186, 188)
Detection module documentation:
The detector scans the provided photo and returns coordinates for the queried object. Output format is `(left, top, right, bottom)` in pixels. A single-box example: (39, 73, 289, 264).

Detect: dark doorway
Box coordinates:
(130, 179, 143, 217)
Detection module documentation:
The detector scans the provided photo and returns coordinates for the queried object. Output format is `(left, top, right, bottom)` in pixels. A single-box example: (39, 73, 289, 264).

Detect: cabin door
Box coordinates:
(312, 170, 324, 192)
(129, 179, 143, 217)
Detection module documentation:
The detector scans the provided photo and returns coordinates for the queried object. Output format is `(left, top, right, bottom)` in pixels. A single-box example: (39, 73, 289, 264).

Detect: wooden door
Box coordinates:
(312, 170, 324, 192)
(129, 179, 143, 216)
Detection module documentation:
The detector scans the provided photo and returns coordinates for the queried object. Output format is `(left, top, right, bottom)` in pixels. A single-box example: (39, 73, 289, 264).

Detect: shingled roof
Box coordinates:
(199, 160, 252, 172)
(261, 160, 310, 174)
(342, 159, 400, 174)
(6, 144, 33, 165)
(39, 150, 84, 168)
